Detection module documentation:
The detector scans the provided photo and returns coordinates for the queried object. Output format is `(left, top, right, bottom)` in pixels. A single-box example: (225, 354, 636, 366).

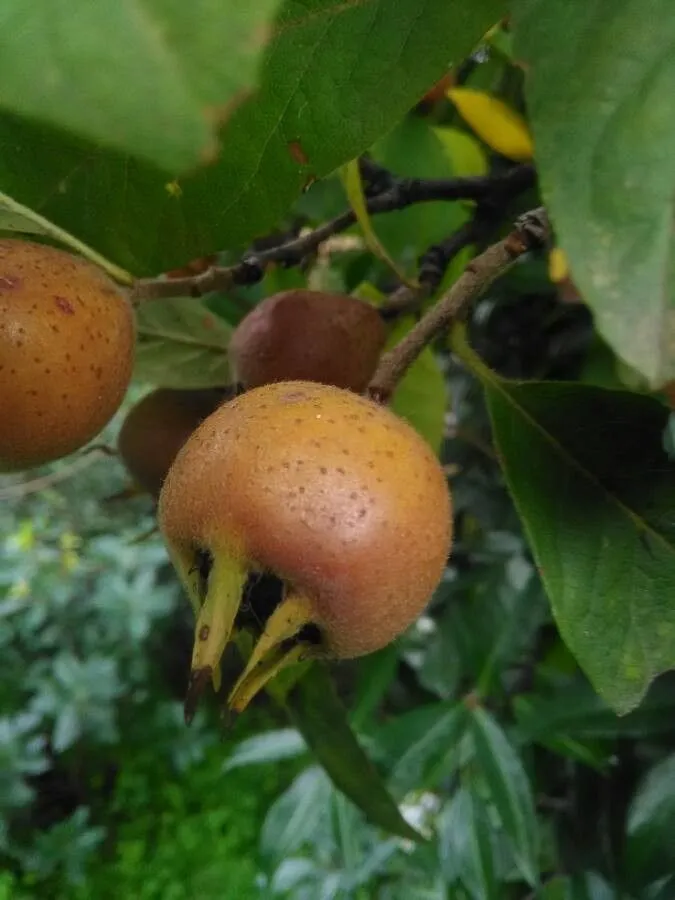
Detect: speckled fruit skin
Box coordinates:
(159, 380, 452, 658)
(0, 240, 135, 471)
(228, 289, 386, 392)
(118, 388, 228, 497)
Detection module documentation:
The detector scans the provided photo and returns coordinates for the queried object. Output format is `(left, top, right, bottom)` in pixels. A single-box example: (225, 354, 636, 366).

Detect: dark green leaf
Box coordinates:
(388, 317, 448, 454)
(541, 874, 617, 900)
(438, 787, 499, 899)
(515, 678, 675, 742)
(284, 664, 422, 841)
(477, 560, 548, 694)
(479, 370, 675, 713)
(350, 646, 400, 731)
(0, 1, 279, 171)
(222, 728, 307, 771)
(134, 298, 232, 388)
(514, 0, 675, 387)
(411, 611, 462, 700)
(643, 876, 675, 900)
(626, 753, 675, 882)
(368, 703, 454, 765)
(371, 116, 470, 263)
(0, 0, 504, 273)
(469, 707, 538, 886)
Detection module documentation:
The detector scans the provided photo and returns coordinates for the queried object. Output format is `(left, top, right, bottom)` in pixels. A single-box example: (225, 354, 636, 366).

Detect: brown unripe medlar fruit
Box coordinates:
(0, 239, 135, 471)
(228, 289, 386, 392)
(117, 387, 230, 497)
(158, 380, 452, 716)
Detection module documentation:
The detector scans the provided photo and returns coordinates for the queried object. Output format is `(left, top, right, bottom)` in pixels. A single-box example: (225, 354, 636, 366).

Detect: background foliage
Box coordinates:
(2, 2, 675, 898)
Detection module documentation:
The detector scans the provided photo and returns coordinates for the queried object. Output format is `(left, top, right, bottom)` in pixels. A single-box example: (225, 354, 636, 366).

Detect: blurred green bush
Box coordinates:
(0, 409, 295, 898)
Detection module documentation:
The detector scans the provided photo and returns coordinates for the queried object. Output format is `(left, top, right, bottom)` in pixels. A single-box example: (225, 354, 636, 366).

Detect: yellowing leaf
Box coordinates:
(447, 88, 534, 161)
(432, 127, 489, 176)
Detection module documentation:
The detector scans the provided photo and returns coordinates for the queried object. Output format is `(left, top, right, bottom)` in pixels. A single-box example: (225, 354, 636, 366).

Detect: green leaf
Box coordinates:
(540, 874, 617, 900)
(388, 317, 448, 454)
(626, 753, 675, 883)
(222, 728, 307, 771)
(260, 766, 334, 859)
(513, 1, 675, 387)
(462, 335, 675, 712)
(515, 678, 675, 742)
(372, 116, 470, 263)
(0, 1, 280, 172)
(350, 646, 400, 731)
(438, 787, 499, 899)
(134, 298, 232, 388)
(284, 664, 422, 841)
(0, 0, 504, 273)
(432, 127, 489, 177)
(469, 707, 538, 886)
(340, 159, 412, 286)
(388, 702, 468, 796)
(0, 188, 132, 285)
(52, 705, 81, 753)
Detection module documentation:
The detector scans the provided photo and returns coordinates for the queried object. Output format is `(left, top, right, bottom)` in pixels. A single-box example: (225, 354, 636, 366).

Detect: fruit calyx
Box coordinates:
(182, 550, 325, 721)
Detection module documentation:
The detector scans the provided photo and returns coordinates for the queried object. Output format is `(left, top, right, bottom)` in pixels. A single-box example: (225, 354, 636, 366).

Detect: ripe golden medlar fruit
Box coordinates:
(0, 239, 135, 471)
(228, 289, 386, 392)
(117, 387, 230, 497)
(158, 380, 452, 715)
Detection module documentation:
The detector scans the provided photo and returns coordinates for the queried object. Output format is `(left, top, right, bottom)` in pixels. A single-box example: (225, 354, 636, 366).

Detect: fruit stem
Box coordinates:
(227, 590, 318, 713)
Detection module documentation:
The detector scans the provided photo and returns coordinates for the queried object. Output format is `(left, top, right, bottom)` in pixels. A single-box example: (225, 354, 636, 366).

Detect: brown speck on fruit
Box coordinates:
(199, 625, 210, 641)
(0, 275, 21, 291)
(54, 296, 75, 315)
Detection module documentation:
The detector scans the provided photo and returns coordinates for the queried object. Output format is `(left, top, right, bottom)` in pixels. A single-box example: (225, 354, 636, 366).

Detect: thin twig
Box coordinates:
(379, 166, 537, 319)
(379, 216, 491, 319)
(367, 208, 551, 403)
(0, 446, 115, 501)
(131, 165, 535, 303)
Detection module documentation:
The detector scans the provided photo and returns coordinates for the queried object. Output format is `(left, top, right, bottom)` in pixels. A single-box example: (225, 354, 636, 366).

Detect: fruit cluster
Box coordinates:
(1, 240, 452, 716)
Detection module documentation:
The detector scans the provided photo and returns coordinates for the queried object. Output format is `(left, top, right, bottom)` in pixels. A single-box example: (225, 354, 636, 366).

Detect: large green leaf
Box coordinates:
(513, 1, 675, 387)
(284, 664, 422, 841)
(467, 352, 675, 711)
(0, 0, 504, 274)
(455, 322, 675, 712)
(0, 1, 279, 172)
(469, 707, 538, 886)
